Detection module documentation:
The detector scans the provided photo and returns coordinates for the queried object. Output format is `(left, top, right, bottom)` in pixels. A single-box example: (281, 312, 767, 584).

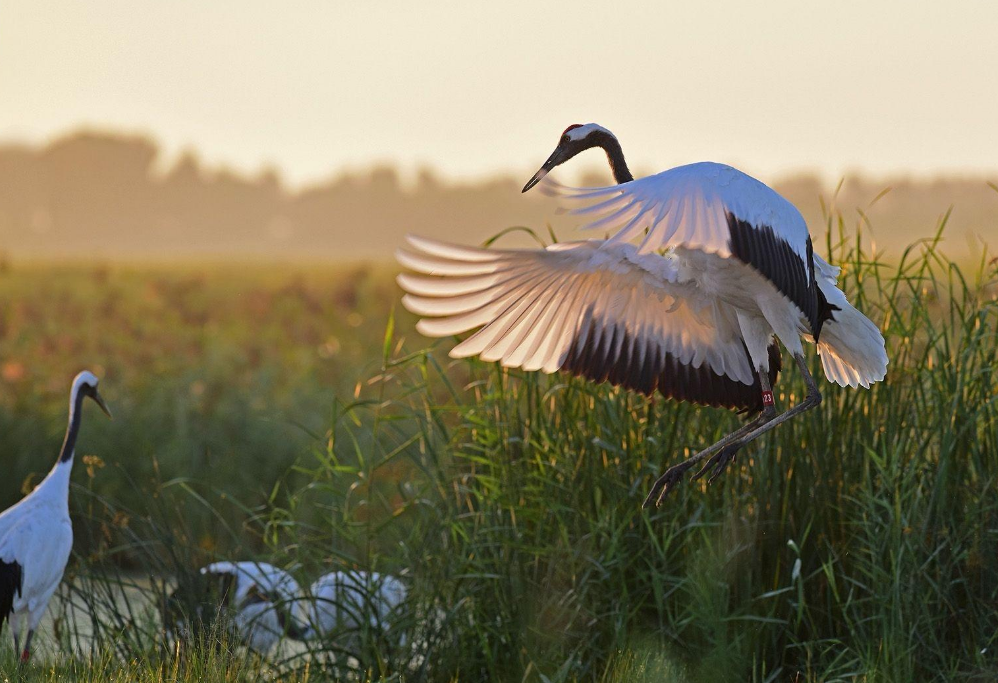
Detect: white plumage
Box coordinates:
(399, 236, 757, 395)
(810, 253, 888, 389)
(0, 371, 111, 662)
(165, 561, 305, 653)
(300, 571, 406, 640)
(163, 565, 407, 653)
(200, 561, 302, 614)
(397, 123, 888, 505)
(546, 161, 811, 261)
(201, 561, 305, 652)
(229, 598, 287, 653)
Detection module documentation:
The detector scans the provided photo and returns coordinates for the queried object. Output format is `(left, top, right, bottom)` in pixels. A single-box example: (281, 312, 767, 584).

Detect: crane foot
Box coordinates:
(692, 442, 743, 485)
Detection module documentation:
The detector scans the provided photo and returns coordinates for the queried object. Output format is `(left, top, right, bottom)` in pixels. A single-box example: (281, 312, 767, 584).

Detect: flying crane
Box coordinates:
(396, 123, 887, 506)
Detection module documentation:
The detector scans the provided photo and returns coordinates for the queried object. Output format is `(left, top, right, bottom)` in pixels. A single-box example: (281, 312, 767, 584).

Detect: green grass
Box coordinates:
(2, 223, 998, 681)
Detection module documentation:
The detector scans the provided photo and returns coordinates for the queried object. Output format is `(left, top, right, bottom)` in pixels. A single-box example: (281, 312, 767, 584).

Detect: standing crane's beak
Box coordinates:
(92, 390, 113, 419)
(522, 146, 567, 193)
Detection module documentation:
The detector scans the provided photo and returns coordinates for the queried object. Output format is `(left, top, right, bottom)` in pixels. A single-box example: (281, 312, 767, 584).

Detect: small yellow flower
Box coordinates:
(83, 454, 106, 478)
(112, 511, 130, 529)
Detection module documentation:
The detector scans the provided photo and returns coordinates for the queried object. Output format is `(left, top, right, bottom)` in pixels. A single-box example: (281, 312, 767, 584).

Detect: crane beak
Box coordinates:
(522, 165, 549, 193)
(92, 390, 113, 419)
(522, 147, 565, 193)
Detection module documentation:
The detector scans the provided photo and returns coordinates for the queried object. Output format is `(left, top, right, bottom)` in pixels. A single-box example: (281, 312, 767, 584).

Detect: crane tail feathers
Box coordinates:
(0, 559, 23, 634)
(816, 300, 888, 389)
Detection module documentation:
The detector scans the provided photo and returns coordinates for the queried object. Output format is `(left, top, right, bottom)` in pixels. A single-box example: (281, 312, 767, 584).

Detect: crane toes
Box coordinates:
(643, 460, 697, 508)
(692, 442, 743, 485)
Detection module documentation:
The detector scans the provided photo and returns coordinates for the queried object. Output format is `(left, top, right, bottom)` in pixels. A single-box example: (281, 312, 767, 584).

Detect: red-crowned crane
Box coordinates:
(0, 371, 111, 662)
(162, 566, 407, 654)
(298, 570, 406, 642)
(163, 560, 306, 653)
(395, 123, 888, 507)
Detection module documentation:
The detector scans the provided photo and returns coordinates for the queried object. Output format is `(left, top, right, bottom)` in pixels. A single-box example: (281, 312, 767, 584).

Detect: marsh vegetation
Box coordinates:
(1, 219, 996, 682)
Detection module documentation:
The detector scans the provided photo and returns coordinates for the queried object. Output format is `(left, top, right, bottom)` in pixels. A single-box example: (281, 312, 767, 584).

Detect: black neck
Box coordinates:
(595, 133, 633, 184)
(58, 390, 86, 463)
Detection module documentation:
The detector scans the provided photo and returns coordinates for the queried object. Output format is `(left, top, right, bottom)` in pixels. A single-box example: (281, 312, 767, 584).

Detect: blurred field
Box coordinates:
(2, 130, 997, 261)
(1, 224, 997, 682)
(0, 260, 400, 542)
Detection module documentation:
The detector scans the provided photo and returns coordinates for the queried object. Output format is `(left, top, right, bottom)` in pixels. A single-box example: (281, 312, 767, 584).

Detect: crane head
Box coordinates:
(73, 370, 113, 419)
(522, 123, 615, 193)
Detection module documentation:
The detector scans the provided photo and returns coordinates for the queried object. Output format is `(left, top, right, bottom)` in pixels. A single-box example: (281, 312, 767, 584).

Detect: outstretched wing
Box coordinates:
(397, 235, 779, 412)
(544, 162, 826, 338)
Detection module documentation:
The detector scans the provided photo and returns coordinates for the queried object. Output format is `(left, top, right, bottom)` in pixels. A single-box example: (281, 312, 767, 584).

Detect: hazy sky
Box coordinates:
(2, 1, 996, 185)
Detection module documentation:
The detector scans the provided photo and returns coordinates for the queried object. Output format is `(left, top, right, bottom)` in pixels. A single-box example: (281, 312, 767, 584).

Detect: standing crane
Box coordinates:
(396, 123, 887, 506)
(0, 371, 111, 662)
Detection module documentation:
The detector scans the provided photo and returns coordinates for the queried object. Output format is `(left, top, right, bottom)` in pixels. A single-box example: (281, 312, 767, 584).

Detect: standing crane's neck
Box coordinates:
(596, 134, 633, 185)
(58, 386, 88, 464)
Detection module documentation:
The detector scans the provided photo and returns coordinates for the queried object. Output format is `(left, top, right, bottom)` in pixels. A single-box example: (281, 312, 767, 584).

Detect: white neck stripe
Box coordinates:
(566, 123, 614, 141)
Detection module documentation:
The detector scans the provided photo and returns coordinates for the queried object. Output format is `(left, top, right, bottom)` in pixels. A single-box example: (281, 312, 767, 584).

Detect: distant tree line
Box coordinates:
(0, 130, 994, 260)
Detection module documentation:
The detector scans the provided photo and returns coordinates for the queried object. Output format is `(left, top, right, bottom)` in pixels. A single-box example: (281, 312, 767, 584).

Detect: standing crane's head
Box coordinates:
(522, 123, 618, 192)
(72, 370, 112, 419)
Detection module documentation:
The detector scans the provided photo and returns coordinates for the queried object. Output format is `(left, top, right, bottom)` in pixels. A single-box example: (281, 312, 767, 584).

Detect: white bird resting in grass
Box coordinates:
(163, 560, 306, 653)
(0, 371, 111, 663)
(298, 570, 407, 642)
(396, 123, 888, 506)
(162, 564, 407, 654)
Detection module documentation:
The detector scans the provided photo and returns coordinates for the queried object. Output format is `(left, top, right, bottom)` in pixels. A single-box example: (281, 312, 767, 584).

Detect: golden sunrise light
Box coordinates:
(0, 5, 996, 678)
(2, 0, 996, 184)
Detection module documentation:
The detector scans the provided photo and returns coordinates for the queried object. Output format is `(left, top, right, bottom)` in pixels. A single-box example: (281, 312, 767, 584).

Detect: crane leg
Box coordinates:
(691, 353, 821, 484)
(20, 629, 34, 663)
(644, 354, 820, 507)
(642, 411, 769, 508)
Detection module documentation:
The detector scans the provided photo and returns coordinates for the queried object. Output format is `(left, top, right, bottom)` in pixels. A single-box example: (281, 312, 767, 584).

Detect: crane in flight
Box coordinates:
(396, 123, 887, 507)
